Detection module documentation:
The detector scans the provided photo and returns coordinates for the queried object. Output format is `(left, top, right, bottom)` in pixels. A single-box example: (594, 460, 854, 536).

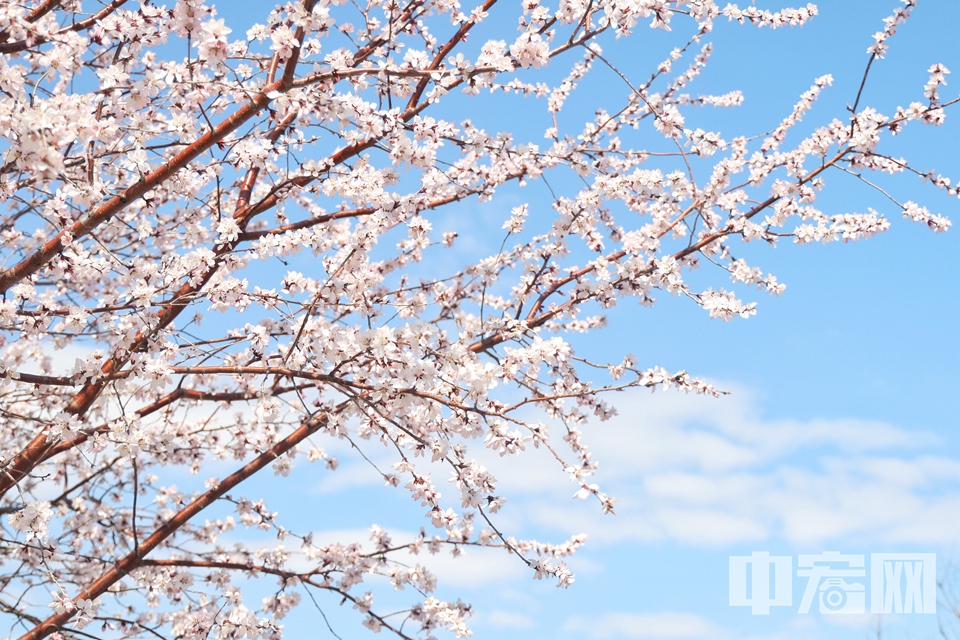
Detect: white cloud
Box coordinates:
(480, 386, 960, 547)
(309, 456, 388, 494)
(46, 340, 96, 373)
(563, 612, 725, 639)
(485, 610, 536, 629)
(424, 544, 527, 587)
(581, 387, 935, 476)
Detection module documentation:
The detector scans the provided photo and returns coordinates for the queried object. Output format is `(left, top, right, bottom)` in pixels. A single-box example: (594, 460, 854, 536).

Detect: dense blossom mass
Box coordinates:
(0, 0, 953, 638)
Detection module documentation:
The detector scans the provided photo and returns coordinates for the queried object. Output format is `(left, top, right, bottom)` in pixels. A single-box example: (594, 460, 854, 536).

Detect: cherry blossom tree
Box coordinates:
(0, 0, 953, 638)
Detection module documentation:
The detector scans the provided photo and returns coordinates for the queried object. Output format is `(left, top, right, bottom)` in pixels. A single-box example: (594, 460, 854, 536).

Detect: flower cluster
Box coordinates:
(0, 0, 953, 638)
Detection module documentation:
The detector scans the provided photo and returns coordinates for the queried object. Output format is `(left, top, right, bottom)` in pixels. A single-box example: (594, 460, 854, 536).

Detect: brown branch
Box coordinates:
(0, 0, 318, 295)
(0, 0, 61, 45)
(238, 168, 525, 241)
(239, 206, 377, 241)
(138, 560, 416, 640)
(0, 0, 329, 498)
(25, 0, 62, 23)
(469, 148, 852, 354)
(404, 0, 500, 111)
(142, 557, 308, 578)
(17, 411, 328, 640)
(0, 88, 275, 295)
(0, 0, 129, 54)
(0, 0, 557, 500)
(0, 136, 372, 501)
(38, 384, 312, 462)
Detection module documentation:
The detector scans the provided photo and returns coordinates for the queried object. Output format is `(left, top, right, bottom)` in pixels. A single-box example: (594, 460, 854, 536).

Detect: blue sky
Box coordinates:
(199, 1, 960, 638)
